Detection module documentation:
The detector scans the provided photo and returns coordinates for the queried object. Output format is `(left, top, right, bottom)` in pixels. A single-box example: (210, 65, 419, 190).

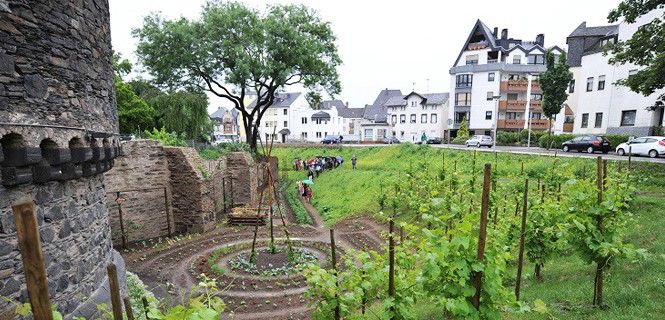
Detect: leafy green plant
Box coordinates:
(144, 127, 188, 147)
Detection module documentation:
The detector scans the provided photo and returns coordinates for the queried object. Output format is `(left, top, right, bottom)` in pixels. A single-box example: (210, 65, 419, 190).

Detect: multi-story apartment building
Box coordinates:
(246, 92, 364, 143)
(565, 9, 665, 136)
(385, 92, 449, 142)
(449, 20, 565, 138)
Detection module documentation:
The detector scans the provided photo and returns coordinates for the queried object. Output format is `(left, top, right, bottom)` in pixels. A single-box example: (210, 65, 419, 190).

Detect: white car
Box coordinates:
(615, 136, 665, 158)
(466, 135, 493, 148)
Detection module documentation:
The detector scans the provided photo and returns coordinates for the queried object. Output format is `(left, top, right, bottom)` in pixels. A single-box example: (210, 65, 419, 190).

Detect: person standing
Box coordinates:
(351, 154, 357, 170)
(305, 185, 313, 203)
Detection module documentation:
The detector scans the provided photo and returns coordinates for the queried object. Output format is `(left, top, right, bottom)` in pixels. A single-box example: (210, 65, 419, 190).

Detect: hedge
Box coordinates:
(496, 131, 520, 145)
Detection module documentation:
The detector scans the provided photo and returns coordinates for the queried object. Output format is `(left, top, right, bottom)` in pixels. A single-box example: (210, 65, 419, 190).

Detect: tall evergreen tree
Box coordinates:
(540, 50, 573, 136)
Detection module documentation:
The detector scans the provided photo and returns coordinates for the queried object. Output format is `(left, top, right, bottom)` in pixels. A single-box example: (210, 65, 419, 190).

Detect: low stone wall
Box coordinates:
(104, 140, 173, 245)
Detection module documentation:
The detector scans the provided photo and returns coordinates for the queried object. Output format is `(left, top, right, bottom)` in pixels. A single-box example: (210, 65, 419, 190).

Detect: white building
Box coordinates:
(249, 93, 363, 143)
(565, 9, 665, 136)
(449, 20, 566, 138)
(359, 89, 403, 142)
(385, 92, 449, 142)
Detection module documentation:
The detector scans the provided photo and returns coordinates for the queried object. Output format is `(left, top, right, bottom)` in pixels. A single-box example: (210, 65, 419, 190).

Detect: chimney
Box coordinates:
(536, 34, 545, 46)
(493, 27, 498, 37)
(346, 101, 349, 107)
(501, 28, 508, 40)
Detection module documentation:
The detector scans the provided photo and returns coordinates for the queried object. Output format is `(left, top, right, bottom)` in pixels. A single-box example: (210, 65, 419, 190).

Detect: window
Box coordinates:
(581, 113, 589, 128)
(600, 37, 616, 48)
(456, 74, 473, 88)
(569, 80, 575, 93)
(410, 114, 416, 123)
(594, 113, 603, 128)
(531, 112, 542, 120)
(391, 114, 397, 124)
(455, 112, 468, 123)
(530, 93, 543, 101)
(316, 132, 322, 138)
(421, 114, 427, 123)
(430, 114, 437, 123)
(364, 129, 373, 138)
(485, 111, 492, 120)
(488, 72, 495, 82)
(302, 132, 308, 139)
(283, 109, 288, 115)
(586, 77, 594, 92)
(598, 75, 606, 90)
(466, 54, 479, 65)
(506, 112, 518, 120)
(513, 55, 522, 64)
(455, 92, 471, 106)
(400, 114, 406, 123)
(283, 121, 288, 127)
(486, 91, 494, 101)
(527, 54, 545, 65)
(507, 93, 518, 101)
(620, 110, 636, 126)
(411, 101, 416, 107)
(301, 117, 308, 124)
(508, 74, 520, 80)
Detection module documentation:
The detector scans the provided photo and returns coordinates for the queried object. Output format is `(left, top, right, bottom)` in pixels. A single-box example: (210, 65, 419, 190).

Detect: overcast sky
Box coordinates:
(109, 0, 623, 114)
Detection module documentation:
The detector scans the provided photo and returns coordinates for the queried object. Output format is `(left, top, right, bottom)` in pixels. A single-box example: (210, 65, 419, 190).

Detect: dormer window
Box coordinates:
(527, 54, 545, 65)
(466, 54, 479, 65)
(513, 55, 521, 64)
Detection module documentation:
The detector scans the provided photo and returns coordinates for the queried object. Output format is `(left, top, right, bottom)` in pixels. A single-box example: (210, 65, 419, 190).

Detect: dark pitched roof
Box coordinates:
(422, 93, 449, 105)
(336, 106, 364, 118)
(568, 22, 619, 38)
(247, 92, 301, 109)
(311, 111, 331, 119)
(363, 89, 403, 122)
(385, 92, 449, 107)
(318, 99, 345, 110)
(209, 107, 227, 119)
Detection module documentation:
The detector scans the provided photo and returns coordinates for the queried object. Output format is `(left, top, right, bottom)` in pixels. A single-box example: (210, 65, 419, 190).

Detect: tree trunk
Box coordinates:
(535, 263, 542, 282)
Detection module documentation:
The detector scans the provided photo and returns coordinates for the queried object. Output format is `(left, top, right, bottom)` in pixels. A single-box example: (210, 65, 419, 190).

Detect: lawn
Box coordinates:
(273, 144, 665, 319)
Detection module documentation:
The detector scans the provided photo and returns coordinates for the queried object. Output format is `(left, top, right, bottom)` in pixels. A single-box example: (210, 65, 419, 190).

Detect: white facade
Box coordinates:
(386, 92, 449, 142)
(568, 10, 665, 136)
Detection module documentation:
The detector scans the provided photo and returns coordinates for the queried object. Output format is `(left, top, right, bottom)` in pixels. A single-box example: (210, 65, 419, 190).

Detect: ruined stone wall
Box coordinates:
(103, 140, 173, 246)
(206, 157, 228, 219)
(226, 153, 258, 207)
(0, 0, 124, 317)
(163, 147, 216, 234)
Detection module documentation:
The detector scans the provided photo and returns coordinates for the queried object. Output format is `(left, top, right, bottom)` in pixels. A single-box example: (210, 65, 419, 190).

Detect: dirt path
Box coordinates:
(123, 192, 386, 320)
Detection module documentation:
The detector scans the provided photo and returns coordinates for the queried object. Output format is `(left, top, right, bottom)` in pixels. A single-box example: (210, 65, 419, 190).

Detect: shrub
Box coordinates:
(198, 142, 251, 160)
(451, 136, 467, 145)
(538, 134, 575, 149)
(144, 127, 187, 146)
(457, 117, 469, 139)
(496, 131, 520, 145)
(604, 134, 630, 148)
(520, 129, 546, 145)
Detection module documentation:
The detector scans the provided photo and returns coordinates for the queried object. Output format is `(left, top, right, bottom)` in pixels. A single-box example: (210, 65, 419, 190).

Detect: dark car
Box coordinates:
(383, 136, 400, 144)
(426, 137, 443, 144)
(562, 135, 611, 154)
(321, 136, 339, 144)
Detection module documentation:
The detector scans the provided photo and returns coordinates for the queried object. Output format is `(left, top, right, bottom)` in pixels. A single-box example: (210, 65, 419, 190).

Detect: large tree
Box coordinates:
(150, 90, 213, 140)
(113, 52, 155, 134)
(539, 50, 573, 136)
(133, 1, 342, 151)
(608, 0, 665, 113)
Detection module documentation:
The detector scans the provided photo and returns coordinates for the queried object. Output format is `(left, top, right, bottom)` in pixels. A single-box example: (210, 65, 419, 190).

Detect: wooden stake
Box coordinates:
(107, 264, 123, 320)
(12, 199, 54, 320)
(515, 178, 529, 300)
(521, 161, 524, 174)
(123, 297, 134, 320)
(116, 191, 127, 249)
(593, 156, 605, 306)
(388, 216, 396, 319)
(142, 297, 150, 319)
(628, 146, 632, 172)
(471, 163, 492, 310)
(330, 229, 340, 320)
(249, 184, 266, 263)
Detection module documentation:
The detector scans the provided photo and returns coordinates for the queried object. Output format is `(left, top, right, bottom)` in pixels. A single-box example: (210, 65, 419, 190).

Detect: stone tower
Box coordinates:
(0, 0, 125, 317)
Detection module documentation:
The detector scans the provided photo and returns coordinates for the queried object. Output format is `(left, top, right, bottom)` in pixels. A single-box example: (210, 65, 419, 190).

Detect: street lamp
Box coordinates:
(492, 95, 501, 148)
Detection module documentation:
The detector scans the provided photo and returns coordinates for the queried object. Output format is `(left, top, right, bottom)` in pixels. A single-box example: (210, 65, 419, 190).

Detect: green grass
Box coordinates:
(283, 180, 313, 225)
(274, 145, 665, 319)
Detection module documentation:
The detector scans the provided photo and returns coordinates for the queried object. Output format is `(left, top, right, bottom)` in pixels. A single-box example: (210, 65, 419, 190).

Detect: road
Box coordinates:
(344, 143, 665, 164)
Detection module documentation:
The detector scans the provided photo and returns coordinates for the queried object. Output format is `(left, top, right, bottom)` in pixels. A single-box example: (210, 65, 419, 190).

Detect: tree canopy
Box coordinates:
(539, 50, 573, 134)
(608, 0, 665, 110)
(133, 0, 342, 151)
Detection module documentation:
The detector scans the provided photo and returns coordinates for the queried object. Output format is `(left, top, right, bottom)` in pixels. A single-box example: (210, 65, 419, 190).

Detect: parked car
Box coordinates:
(321, 136, 340, 144)
(426, 137, 443, 144)
(561, 135, 611, 153)
(465, 135, 493, 148)
(615, 136, 665, 158)
(383, 136, 401, 144)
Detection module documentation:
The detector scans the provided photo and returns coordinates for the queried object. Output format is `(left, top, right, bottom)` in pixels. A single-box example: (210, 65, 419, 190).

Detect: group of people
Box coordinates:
(293, 155, 358, 203)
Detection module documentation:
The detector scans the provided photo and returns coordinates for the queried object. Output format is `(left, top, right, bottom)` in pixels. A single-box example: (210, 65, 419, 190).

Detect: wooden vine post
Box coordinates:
(515, 178, 529, 300)
(471, 163, 492, 310)
(115, 192, 127, 249)
(388, 209, 396, 319)
(123, 297, 135, 320)
(330, 229, 340, 320)
(107, 264, 124, 320)
(628, 146, 632, 172)
(593, 156, 605, 307)
(11, 199, 54, 320)
(142, 297, 150, 319)
(520, 160, 524, 174)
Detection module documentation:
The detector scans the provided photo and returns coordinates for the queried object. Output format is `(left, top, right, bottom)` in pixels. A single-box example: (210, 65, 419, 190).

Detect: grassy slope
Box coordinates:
(274, 145, 665, 319)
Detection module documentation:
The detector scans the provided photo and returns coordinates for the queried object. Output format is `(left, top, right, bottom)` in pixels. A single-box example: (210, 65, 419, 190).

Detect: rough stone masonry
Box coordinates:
(0, 0, 126, 318)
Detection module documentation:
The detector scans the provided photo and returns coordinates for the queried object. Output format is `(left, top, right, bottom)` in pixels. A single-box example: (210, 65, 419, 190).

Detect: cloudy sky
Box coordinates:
(109, 0, 623, 113)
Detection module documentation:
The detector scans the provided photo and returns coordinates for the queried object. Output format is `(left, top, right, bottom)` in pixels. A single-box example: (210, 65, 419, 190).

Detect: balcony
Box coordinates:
(497, 119, 550, 130)
(500, 80, 541, 92)
(498, 100, 542, 112)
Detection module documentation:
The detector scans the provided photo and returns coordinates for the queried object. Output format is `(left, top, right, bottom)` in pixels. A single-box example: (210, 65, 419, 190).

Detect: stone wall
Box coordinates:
(226, 153, 258, 207)
(103, 140, 173, 246)
(0, 0, 125, 317)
